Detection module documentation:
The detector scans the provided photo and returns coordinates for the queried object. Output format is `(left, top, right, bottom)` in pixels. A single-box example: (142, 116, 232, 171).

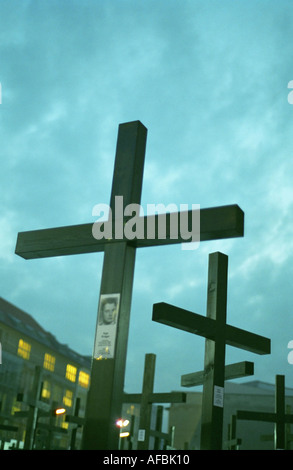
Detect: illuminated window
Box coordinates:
(11, 398, 21, 416)
(63, 389, 73, 407)
(17, 339, 31, 360)
(61, 415, 69, 430)
(41, 380, 51, 400)
(65, 364, 77, 382)
(78, 371, 90, 388)
(43, 353, 55, 372)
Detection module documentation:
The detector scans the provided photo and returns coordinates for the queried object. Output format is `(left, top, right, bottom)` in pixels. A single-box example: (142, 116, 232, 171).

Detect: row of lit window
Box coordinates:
(17, 339, 89, 388)
(41, 381, 73, 407)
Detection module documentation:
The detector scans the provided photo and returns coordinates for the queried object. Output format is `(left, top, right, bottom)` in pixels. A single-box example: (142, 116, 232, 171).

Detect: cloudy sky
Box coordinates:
(1, 0, 293, 398)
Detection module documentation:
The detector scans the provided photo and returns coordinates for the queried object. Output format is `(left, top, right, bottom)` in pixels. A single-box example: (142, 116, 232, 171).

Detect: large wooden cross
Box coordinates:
(152, 251, 271, 450)
(236, 375, 293, 449)
(15, 121, 245, 450)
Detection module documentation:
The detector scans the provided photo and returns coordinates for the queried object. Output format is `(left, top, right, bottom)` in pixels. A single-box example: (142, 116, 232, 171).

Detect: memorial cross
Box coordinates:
(224, 414, 242, 450)
(261, 406, 293, 449)
(65, 397, 83, 449)
(152, 251, 271, 450)
(236, 375, 293, 449)
(150, 405, 176, 450)
(15, 366, 68, 449)
(14, 365, 48, 449)
(15, 120, 244, 450)
(123, 353, 186, 450)
(151, 425, 175, 450)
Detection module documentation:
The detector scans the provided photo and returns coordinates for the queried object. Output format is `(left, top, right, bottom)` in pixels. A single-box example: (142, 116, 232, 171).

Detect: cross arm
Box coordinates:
(16, 392, 50, 412)
(181, 361, 254, 387)
(65, 415, 85, 426)
(15, 204, 244, 259)
(149, 429, 170, 441)
(123, 391, 186, 404)
(0, 424, 18, 431)
(152, 302, 270, 355)
(237, 410, 277, 423)
(237, 410, 293, 424)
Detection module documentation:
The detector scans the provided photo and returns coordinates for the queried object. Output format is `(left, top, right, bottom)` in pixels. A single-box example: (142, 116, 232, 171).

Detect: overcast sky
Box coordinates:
(1, 0, 293, 397)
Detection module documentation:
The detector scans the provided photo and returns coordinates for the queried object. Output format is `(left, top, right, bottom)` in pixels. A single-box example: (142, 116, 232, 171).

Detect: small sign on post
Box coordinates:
(213, 386, 224, 408)
(137, 429, 145, 442)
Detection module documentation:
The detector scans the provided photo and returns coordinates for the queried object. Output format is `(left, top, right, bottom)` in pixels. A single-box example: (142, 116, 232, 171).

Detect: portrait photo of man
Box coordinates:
(98, 295, 119, 326)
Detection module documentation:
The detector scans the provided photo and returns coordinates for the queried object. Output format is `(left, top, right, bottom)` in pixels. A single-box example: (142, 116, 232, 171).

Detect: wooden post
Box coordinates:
(154, 406, 164, 450)
(137, 354, 156, 450)
(82, 121, 147, 450)
(23, 366, 43, 450)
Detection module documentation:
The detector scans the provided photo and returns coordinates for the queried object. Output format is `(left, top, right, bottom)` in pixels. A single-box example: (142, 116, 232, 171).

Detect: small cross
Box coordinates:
(14, 365, 46, 449)
(152, 251, 271, 449)
(236, 375, 293, 449)
(123, 353, 186, 450)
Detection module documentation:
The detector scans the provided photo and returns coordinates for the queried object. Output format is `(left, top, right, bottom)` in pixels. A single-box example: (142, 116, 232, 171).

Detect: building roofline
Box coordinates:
(0, 297, 91, 369)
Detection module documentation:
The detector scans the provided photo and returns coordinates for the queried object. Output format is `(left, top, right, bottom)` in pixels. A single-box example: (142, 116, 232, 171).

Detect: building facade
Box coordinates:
(0, 297, 91, 449)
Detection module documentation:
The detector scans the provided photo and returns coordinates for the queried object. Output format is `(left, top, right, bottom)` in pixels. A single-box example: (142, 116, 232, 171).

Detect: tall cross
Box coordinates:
(123, 353, 186, 450)
(236, 375, 293, 449)
(15, 121, 245, 450)
(152, 251, 271, 450)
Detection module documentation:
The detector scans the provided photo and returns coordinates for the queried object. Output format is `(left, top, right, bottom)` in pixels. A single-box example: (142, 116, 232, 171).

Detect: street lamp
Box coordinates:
(53, 407, 66, 416)
(116, 418, 129, 429)
(116, 418, 130, 449)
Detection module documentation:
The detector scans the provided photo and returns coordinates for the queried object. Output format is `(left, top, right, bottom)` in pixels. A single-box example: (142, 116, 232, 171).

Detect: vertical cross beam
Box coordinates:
(137, 353, 156, 450)
(154, 406, 164, 450)
(69, 397, 81, 450)
(200, 252, 228, 450)
(275, 375, 285, 449)
(23, 366, 43, 450)
(225, 414, 241, 450)
(82, 121, 147, 450)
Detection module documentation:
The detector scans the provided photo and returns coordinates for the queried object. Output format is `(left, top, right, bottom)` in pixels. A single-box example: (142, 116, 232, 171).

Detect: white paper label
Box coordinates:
(213, 385, 224, 407)
(138, 429, 145, 442)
